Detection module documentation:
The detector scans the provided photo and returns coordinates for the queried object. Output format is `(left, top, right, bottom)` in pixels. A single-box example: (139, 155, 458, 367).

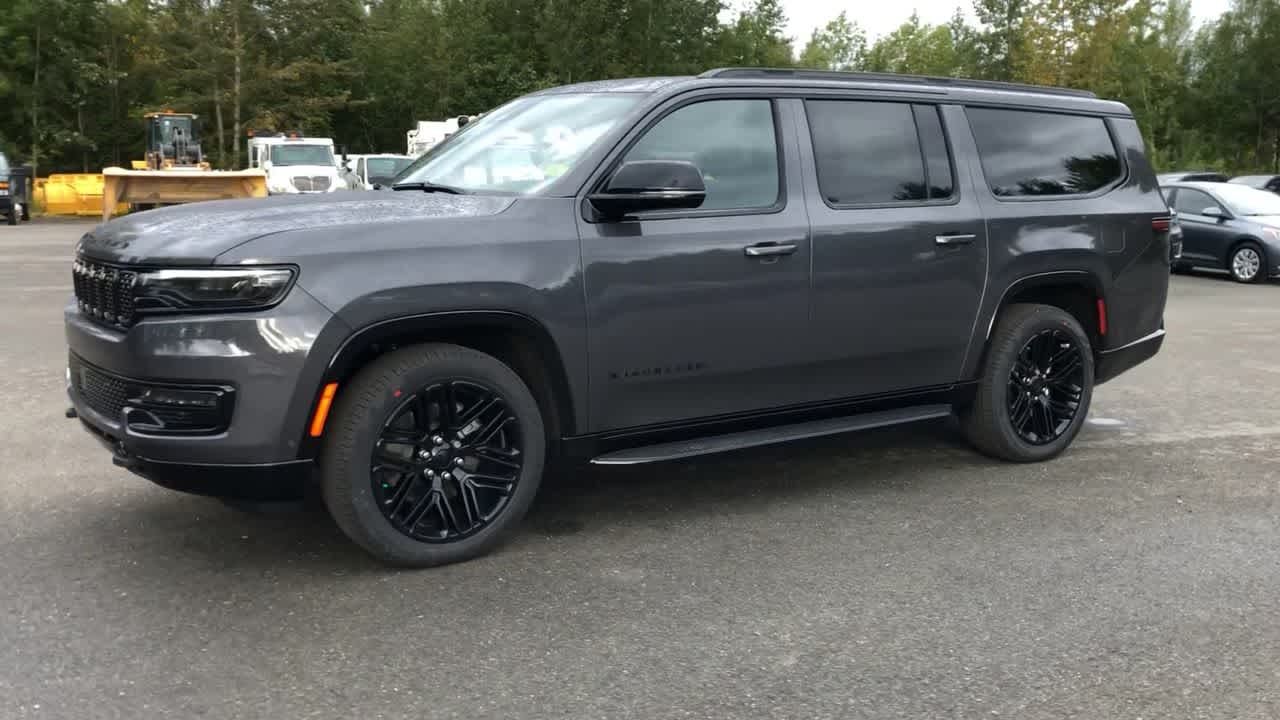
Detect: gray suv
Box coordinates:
(66, 69, 1173, 566)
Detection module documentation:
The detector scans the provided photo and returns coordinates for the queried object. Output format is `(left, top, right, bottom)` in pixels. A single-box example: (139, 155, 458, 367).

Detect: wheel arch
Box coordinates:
(299, 310, 578, 460)
(966, 270, 1106, 383)
(1225, 235, 1267, 268)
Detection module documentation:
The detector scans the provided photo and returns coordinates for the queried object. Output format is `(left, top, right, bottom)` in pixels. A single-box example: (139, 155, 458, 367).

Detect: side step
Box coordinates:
(590, 405, 952, 466)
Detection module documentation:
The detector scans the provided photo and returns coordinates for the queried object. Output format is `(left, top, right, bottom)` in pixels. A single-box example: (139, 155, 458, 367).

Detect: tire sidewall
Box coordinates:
(988, 308, 1094, 462)
(324, 348, 545, 566)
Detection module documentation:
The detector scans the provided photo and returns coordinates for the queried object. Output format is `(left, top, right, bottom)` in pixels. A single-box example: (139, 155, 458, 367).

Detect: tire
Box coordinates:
(321, 343, 546, 567)
(1228, 241, 1265, 283)
(961, 303, 1094, 462)
(5, 208, 14, 226)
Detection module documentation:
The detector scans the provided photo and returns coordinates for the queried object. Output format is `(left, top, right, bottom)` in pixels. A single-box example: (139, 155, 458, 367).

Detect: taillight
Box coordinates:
(1152, 216, 1172, 232)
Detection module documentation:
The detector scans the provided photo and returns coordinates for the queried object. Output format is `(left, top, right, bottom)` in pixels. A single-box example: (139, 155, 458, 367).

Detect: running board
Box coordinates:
(589, 405, 952, 466)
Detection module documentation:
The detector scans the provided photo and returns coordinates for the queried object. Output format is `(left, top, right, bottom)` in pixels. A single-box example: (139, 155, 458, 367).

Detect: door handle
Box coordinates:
(744, 242, 798, 257)
(935, 233, 976, 246)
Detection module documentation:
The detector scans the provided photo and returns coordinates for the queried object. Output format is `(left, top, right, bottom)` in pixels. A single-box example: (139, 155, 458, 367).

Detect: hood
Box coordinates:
(1245, 215, 1280, 229)
(78, 191, 515, 265)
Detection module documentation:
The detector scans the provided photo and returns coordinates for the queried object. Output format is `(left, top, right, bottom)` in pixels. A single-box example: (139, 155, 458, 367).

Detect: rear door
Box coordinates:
(1174, 187, 1235, 265)
(796, 98, 988, 399)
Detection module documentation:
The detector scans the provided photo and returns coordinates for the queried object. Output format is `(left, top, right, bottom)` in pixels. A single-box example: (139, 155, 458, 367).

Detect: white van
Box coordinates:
(247, 135, 342, 194)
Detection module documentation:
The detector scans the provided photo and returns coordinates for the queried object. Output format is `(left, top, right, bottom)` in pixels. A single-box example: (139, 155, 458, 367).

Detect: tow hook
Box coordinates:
(65, 407, 78, 419)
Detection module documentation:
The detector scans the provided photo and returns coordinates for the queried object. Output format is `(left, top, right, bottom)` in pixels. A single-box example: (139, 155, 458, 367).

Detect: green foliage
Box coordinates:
(0, 0, 1276, 173)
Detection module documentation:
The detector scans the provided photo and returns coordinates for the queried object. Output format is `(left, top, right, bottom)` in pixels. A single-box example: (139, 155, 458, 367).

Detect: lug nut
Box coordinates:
(431, 435, 445, 445)
(453, 456, 465, 466)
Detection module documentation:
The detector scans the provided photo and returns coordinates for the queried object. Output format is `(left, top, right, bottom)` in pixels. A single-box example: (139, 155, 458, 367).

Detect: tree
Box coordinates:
(798, 12, 866, 71)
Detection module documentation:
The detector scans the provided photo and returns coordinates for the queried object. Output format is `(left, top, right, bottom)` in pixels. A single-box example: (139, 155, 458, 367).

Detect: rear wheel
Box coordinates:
(961, 304, 1093, 462)
(321, 343, 545, 567)
(5, 207, 15, 225)
(1228, 242, 1265, 283)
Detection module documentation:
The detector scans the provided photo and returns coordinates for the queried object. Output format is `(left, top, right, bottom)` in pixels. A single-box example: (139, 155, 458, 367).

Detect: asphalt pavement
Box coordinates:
(2, 219, 1279, 719)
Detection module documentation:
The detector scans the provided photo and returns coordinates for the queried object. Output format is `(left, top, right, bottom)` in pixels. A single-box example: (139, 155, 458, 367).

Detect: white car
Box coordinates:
(340, 154, 414, 190)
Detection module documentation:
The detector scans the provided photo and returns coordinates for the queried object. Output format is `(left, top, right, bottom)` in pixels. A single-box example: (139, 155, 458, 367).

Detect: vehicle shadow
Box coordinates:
(40, 419, 989, 580)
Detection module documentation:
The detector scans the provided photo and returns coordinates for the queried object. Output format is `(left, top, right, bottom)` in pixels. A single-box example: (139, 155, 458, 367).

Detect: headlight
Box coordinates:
(134, 267, 296, 314)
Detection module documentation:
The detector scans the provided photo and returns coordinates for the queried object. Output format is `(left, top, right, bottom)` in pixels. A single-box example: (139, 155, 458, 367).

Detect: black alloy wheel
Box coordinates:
(371, 380, 523, 543)
(1006, 328, 1085, 445)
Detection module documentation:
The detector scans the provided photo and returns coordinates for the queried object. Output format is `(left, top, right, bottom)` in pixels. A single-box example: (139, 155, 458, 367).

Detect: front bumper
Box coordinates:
(65, 285, 348, 497)
(77, 416, 312, 500)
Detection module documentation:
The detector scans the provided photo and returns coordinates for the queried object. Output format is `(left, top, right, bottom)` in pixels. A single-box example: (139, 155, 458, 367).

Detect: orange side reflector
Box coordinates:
(309, 383, 339, 437)
(1096, 298, 1108, 336)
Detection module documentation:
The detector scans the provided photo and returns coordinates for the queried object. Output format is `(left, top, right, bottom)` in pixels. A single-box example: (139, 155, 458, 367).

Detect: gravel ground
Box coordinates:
(2, 219, 1278, 719)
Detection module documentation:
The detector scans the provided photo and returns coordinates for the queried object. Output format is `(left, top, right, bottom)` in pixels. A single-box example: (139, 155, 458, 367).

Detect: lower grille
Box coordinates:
(70, 357, 129, 421)
(68, 355, 236, 434)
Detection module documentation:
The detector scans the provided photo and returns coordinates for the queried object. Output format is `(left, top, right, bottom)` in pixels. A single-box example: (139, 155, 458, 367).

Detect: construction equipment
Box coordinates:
(134, 112, 210, 170)
(99, 109, 266, 219)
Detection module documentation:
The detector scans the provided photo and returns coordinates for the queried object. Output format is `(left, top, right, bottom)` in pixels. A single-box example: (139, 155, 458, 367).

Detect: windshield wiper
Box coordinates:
(391, 181, 468, 195)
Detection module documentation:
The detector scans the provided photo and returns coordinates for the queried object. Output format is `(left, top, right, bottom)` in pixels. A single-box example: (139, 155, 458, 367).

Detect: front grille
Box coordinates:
(72, 258, 137, 328)
(292, 176, 331, 192)
(70, 356, 129, 421)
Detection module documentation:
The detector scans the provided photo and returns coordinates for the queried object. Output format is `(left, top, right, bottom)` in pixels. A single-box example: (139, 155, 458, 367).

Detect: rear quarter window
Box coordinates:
(967, 107, 1122, 198)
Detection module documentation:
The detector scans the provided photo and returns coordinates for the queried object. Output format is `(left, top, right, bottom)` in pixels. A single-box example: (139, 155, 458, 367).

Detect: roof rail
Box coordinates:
(698, 68, 1098, 99)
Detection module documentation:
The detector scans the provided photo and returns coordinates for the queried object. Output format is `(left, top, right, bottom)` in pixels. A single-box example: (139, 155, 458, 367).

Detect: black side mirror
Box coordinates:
(588, 160, 706, 220)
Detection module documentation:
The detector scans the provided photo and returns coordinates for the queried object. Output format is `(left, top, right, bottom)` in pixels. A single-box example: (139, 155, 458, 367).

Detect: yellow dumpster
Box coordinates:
(34, 174, 128, 217)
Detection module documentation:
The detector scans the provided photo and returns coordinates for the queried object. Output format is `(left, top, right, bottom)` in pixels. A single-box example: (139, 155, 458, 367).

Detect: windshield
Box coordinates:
(367, 157, 413, 184)
(1213, 184, 1280, 215)
(394, 93, 641, 193)
(272, 144, 334, 167)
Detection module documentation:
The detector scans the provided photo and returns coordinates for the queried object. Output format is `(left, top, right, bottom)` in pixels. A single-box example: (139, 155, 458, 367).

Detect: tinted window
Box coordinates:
(1173, 189, 1218, 216)
(624, 99, 778, 211)
(914, 105, 954, 198)
(807, 100, 927, 204)
(968, 108, 1121, 197)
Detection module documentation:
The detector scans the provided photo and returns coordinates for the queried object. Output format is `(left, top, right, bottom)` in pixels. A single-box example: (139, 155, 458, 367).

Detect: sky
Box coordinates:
(780, 0, 1234, 44)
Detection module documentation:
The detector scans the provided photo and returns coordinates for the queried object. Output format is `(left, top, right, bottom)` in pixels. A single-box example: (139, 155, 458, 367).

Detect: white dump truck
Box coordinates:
(246, 134, 342, 194)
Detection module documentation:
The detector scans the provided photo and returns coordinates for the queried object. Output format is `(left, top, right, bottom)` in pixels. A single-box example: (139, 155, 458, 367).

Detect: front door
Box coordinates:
(1172, 187, 1237, 266)
(579, 96, 812, 431)
(797, 100, 988, 399)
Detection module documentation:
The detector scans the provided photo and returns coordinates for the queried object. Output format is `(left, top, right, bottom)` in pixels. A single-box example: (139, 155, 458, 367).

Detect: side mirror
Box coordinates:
(588, 160, 706, 220)
(1202, 206, 1227, 220)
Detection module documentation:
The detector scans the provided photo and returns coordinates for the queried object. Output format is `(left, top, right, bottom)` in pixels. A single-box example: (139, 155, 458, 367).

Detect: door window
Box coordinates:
(621, 99, 779, 212)
(807, 101, 942, 205)
(1173, 189, 1219, 216)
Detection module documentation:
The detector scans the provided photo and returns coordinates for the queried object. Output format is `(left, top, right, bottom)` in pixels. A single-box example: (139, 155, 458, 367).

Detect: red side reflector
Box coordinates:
(1152, 216, 1171, 232)
(308, 382, 339, 437)
(1096, 298, 1108, 336)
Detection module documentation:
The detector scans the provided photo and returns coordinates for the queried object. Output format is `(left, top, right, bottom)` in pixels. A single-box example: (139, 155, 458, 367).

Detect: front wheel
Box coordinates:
(961, 304, 1094, 462)
(321, 343, 545, 567)
(1229, 242, 1265, 283)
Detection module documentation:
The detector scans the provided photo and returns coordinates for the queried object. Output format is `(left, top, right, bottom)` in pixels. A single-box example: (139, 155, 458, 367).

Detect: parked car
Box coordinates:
(0, 151, 19, 225)
(65, 69, 1172, 567)
(1228, 174, 1280, 193)
(1157, 171, 1228, 184)
(1164, 181, 1280, 282)
(340, 153, 415, 190)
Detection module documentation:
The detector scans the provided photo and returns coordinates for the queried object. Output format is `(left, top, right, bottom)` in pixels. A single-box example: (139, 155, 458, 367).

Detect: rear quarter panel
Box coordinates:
(963, 113, 1170, 380)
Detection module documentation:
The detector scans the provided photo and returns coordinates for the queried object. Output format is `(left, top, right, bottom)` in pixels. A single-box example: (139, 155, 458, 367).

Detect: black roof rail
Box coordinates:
(698, 68, 1098, 99)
